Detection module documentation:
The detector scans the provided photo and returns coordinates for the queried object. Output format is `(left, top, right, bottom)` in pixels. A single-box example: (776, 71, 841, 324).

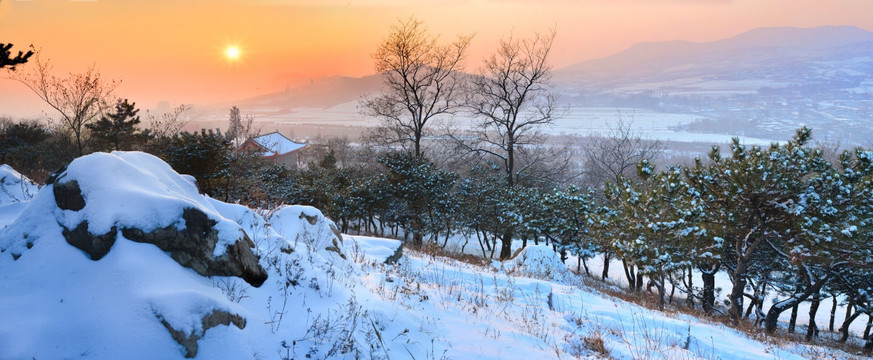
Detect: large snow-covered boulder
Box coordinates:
(5, 152, 268, 286)
(0, 152, 430, 360)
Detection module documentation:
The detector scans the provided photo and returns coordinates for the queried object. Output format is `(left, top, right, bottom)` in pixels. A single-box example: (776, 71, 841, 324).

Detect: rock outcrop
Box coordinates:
(47, 153, 268, 287)
(121, 208, 267, 287)
(159, 309, 247, 358)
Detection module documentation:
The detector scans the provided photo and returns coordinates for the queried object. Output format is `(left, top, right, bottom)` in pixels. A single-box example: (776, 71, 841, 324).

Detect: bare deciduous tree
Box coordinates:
(579, 115, 664, 190)
(362, 17, 472, 157)
(11, 53, 118, 155)
(145, 104, 191, 139)
(460, 29, 559, 260)
(465, 29, 559, 188)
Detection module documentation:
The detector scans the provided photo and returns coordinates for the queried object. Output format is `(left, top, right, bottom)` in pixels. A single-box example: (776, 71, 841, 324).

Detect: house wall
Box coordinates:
(269, 152, 300, 169)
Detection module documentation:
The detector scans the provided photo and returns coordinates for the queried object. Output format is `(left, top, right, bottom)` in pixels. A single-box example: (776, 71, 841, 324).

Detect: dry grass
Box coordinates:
(582, 329, 610, 357)
(417, 241, 491, 267)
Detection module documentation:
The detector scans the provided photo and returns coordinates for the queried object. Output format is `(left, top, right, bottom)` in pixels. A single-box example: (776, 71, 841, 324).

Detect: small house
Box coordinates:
(238, 131, 307, 169)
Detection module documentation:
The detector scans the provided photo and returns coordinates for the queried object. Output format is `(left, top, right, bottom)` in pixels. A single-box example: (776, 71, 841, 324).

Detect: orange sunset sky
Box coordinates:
(2, 0, 872, 117)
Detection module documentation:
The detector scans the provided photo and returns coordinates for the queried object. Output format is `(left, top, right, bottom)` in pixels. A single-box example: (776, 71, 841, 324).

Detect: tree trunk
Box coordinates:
(506, 135, 515, 187)
(582, 257, 590, 276)
(686, 267, 694, 308)
(841, 298, 855, 334)
(728, 276, 747, 323)
(765, 277, 828, 334)
(701, 269, 716, 314)
(490, 236, 498, 259)
(635, 269, 644, 291)
(499, 228, 513, 260)
(601, 252, 611, 282)
(806, 293, 821, 341)
(622, 259, 636, 290)
(839, 310, 862, 343)
(414, 130, 422, 158)
(745, 297, 757, 319)
(441, 228, 451, 249)
(657, 274, 666, 311)
(477, 230, 488, 258)
(829, 294, 838, 332)
(788, 304, 799, 333)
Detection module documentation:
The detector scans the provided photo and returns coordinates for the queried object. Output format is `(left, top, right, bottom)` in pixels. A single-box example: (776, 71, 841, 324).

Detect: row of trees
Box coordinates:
(277, 127, 873, 350)
(358, 19, 873, 348)
(604, 128, 873, 350)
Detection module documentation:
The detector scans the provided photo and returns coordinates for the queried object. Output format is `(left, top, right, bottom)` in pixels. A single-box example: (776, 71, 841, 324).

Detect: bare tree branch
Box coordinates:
(9, 51, 118, 155)
(465, 28, 559, 187)
(361, 17, 473, 157)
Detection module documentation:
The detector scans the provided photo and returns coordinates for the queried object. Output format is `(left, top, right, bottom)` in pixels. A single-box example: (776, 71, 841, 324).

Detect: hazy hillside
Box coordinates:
(239, 75, 382, 111)
(556, 25, 873, 82)
(553, 25, 873, 145)
(207, 25, 873, 146)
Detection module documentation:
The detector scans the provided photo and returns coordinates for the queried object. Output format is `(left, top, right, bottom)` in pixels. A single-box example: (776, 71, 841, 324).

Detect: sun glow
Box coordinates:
(225, 46, 240, 60)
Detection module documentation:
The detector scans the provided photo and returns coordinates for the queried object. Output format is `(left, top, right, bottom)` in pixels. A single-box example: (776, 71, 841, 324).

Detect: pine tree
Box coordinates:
(606, 161, 693, 309)
(154, 129, 232, 195)
(86, 98, 150, 152)
(378, 152, 457, 249)
(0, 43, 33, 70)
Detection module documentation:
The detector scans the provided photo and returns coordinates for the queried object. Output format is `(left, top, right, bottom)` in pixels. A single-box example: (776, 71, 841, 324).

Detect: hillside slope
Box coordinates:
(0, 154, 860, 359)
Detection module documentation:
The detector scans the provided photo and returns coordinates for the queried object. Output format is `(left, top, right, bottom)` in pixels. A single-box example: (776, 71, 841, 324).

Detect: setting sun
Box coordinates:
(225, 46, 240, 60)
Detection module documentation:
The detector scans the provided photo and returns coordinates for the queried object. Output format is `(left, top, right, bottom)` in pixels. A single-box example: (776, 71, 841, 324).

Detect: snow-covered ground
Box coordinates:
(439, 234, 871, 340)
(0, 164, 38, 205)
(355, 244, 854, 359)
(0, 153, 861, 359)
(254, 101, 779, 145)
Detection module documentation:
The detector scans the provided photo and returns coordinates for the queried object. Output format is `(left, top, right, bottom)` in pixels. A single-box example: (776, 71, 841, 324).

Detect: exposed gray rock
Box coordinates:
(61, 221, 117, 261)
(160, 309, 246, 358)
(48, 160, 268, 287)
(121, 208, 268, 287)
(53, 180, 86, 211)
(384, 243, 403, 265)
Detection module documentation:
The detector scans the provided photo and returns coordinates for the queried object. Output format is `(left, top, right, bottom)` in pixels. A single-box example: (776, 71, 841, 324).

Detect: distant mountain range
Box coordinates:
(235, 25, 873, 146)
(556, 25, 873, 84)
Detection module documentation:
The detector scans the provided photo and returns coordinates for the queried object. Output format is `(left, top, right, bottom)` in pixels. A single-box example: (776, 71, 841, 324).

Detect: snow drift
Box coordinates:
(0, 163, 37, 205)
(503, 244, 576, 283)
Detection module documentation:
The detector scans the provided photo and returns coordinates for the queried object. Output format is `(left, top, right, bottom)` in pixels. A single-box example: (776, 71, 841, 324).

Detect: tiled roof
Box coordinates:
(250, 131, 306, 156)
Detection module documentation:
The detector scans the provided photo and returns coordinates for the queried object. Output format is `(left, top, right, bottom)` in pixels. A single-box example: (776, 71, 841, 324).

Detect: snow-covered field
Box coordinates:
(0, 152, 861, 359)
(248, 101, 779, 146)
